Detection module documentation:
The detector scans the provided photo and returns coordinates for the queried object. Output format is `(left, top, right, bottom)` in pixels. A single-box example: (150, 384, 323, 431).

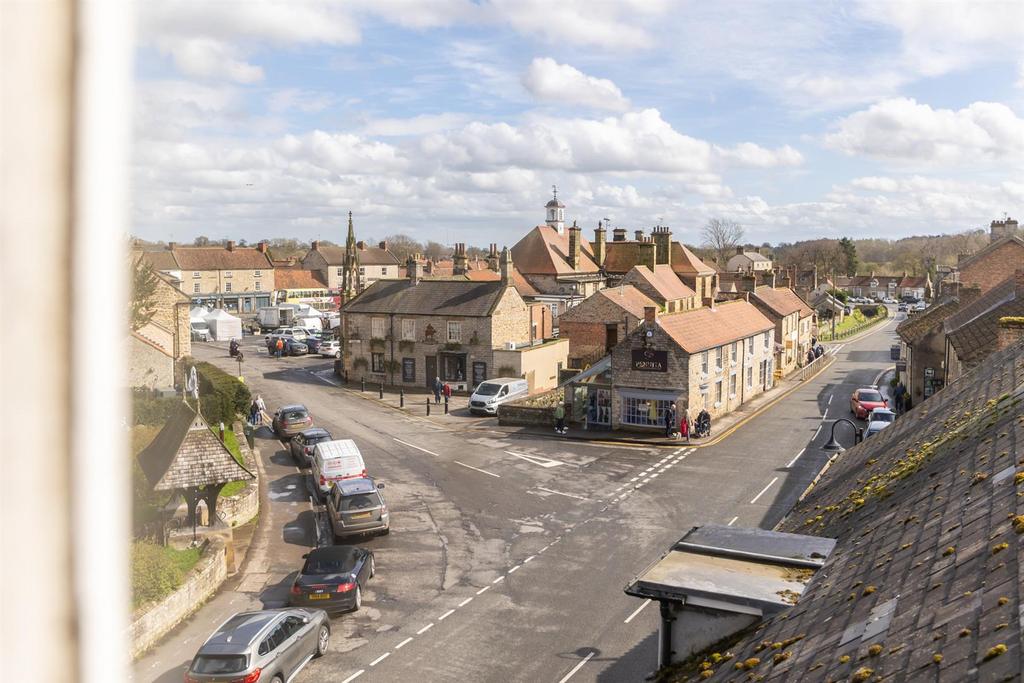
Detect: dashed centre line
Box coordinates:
(438, 609, 456, 621)
(727, 516, 739, 526)
(395, 637, 414, 650)
(454, 460, 500, 478)
(392, 438, 438, 457)
(341, 670, 365, 683)
(787, 448, 806, 468)
(558, 652, 596, 683)
(476, 585, 491, 595)
(458, 597, 474, 608)
(508, 564, 521, 574)
(623, 598, 652, 624)
(416, 623, 434, 635)
(369, 652, 390, 666)
(750, 477, 779, 504)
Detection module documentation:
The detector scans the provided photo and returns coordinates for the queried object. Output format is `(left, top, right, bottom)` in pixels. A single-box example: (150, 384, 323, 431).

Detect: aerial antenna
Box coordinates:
(552, 184, 558, 200)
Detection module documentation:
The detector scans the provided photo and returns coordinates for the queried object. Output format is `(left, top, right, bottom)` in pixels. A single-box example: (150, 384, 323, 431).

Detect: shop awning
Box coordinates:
(560, 355, 611, 386)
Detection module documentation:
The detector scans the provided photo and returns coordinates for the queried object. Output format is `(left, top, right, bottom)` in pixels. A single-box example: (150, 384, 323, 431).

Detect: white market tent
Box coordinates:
(190, 306, 209, 322)
(203, 309, 243, 341)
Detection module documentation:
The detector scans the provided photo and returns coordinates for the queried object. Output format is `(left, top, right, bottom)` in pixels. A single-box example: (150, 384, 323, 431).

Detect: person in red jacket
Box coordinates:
(442, 382, 452, 400)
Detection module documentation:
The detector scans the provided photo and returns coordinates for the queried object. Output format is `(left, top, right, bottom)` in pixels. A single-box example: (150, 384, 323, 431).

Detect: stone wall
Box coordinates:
(130, 540, 226, 659)
(128, 335, 174, 389)
(218, 422, 259, 527)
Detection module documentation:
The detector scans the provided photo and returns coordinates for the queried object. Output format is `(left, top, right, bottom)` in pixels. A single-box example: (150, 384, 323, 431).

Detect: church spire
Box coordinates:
(342, 211, 359, 299)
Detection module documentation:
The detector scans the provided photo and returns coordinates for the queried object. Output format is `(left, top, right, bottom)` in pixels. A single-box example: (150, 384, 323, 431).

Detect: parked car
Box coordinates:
(882, 297, 898, 304)
(850, 387, 888, 420)
(184, 608, 329, 683)
(290, 428, 333, 467)
(865, 408, 896, 437)
(273, 404, 313, 439)
(264, 327, 308, 343)
(311, 439, 367, 500)
(469, 378, 529, 415)
(190, 322, 211, 342)
(913, 301, 927, 311)
(326, 477, 390, 540)
(897, 303, 908, 312)
(319, 339, 341, 358)
(288, 545, 375, 615)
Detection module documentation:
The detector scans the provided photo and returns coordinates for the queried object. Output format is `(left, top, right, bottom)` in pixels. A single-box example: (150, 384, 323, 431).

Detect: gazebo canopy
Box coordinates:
(138, 401, 254, 491)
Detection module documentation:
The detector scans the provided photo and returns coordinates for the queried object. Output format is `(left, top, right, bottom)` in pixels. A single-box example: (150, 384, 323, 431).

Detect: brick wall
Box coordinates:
(958, 241, 1024, 294)
(560, 320, 612, 366)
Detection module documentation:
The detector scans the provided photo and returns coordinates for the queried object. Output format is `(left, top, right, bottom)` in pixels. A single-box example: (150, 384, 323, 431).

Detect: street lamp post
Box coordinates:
(822, 418, 863, 452)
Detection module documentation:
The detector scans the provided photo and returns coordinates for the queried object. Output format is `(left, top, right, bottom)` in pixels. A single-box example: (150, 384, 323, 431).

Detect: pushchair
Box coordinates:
(693, 410, 712, 438)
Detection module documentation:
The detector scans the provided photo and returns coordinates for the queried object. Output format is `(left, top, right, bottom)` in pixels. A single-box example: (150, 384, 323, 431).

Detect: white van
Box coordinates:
(469, 378, 529, 415)
(311, 439, 367, 500)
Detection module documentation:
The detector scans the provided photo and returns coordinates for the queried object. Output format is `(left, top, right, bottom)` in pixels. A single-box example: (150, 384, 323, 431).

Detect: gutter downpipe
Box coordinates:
(659, 601, 675, 669)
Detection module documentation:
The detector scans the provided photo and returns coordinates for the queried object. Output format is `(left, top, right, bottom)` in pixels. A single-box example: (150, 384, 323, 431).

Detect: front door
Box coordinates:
(425, 355, 437, 389)
(605, 324, 618, 352)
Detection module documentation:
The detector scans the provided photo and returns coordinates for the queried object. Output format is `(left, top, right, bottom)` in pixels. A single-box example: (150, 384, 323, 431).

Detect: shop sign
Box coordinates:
(402, 357, 416, 383)
(924, 367, 935, 378)
(631, 349, 668, 372)
(472, 361, 487, 386)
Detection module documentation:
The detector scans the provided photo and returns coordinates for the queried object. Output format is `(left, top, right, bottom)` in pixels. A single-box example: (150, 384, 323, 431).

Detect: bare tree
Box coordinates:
(702, 218, 745, 267)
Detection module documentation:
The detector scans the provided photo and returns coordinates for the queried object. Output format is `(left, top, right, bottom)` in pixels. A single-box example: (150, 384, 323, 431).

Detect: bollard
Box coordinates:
(426, 398, 430, 416)
(444, 396, 449, 414)
(379, 383, 384, 399)
(361, 378, 365, 392)
(399, 389, 405, 408)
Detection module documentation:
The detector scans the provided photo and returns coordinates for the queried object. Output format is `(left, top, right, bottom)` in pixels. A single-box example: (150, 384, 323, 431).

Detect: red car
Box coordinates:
(850, 387, 887, 419)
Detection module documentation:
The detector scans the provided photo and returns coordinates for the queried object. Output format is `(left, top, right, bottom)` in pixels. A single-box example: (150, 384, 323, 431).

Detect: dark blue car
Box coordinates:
(304, 336, 323, 353)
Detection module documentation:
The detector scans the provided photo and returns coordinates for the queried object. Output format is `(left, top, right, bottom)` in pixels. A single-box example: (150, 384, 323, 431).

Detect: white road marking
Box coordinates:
(558, 652, 596, 683)
(787, 448, 806, 468)
(750, 477, 779, 504)
(650, 473, 660, 478)
(551, 537, 561, 544)
(492, 576, 505, 585)
(309, 371, 341, 387)
(416, 623, 434, 635)
(438, 609, 456, 621)
(813, 424, 823, 439)
(454, 461, 500, 477)
(624, 599, 652, 624)
(629, 476, 640, 482)
(524, 555, 536, 563)
(827, 395, 833, 405)
(505, 450, 564, 468)
(369, 652, 390, 667)
(395, 637, 414, 650)
(673, 447, 684, 454)
(536, 486, 589, 501)
(727, 516, 739, 526)
(822, 408, 829, 419)
(458, 597, 474, 607)
(508, 564, 521, 574)
(392, 438, 438, 457)
(341, 670, 365, 683)
(476, 585, 491, 595)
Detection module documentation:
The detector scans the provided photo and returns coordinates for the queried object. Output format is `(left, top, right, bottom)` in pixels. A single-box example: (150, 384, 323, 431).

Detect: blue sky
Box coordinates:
(133, 1, 1024, 248)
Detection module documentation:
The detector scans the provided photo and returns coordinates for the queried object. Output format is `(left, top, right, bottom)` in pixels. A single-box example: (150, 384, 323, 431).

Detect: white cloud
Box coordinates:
(522, 58, 630, 111)
(715, 143, 804, 168)
(484, 0, 668, 49)
(275, 131, 409, 175)
(268, 89, 335, 114)
(825, 98, 1024, 164)
(167, 38, 264, 83)
(361, 113, 470, 137)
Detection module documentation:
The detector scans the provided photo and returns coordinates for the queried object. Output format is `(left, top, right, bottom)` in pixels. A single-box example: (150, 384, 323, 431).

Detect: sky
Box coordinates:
(132, 0, 1024, 249)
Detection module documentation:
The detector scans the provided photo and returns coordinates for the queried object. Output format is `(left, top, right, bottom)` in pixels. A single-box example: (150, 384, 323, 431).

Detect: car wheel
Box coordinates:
(272, 677, 284, 683)
(314, 624, 330, 657)
(352, 584, 362, 611)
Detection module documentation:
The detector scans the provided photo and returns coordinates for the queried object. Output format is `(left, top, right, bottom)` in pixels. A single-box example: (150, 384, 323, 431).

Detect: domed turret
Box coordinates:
(545, 185, 565, 234)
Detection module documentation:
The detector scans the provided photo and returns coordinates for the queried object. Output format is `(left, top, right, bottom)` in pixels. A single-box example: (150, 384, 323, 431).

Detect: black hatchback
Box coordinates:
(290, 428, 333, 467)
(288, 545, 375, 615)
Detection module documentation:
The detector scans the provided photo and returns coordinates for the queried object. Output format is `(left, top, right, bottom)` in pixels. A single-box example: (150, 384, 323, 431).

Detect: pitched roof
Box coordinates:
(137, 402, 254, 490)
(896, 298, 964, 344)
(308, 244, 400, 267)
(602, 241, 715, 277)
(169, 246, 273, 271)
(670, 243, 715, 276)
(132, 321, 174, 357)
(849, 274, 903, 287)
(559, 285, 659, 322)
(511, 225, 600, 275)
(956, 234, 1024, 272)
(657, 300, 774, 353)
(464, 267, 541, 297)
(136, 249, 180, 272)
(342, 279, 513, 317)
(733, 250, 771, 263)
(622, 265, 695, 303)
(945, 273, 1024, 365)
(751, 286, 814, 318)
(899, 274, 929, 287)
(275, 269, 327, 290)
(700, 338, 1024, 682)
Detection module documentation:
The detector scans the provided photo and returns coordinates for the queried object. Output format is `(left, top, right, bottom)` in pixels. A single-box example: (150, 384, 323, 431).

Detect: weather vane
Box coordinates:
(552, 184, 557, 200)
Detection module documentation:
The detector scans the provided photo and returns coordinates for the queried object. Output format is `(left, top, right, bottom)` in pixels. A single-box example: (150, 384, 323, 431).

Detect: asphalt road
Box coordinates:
(133, 312, 902, 683)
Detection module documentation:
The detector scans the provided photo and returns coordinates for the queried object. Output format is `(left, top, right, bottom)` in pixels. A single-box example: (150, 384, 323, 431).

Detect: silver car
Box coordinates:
(185, 608, 330, 683)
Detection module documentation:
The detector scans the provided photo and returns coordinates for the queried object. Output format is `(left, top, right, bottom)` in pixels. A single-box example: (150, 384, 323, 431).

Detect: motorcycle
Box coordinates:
(229, 339, 240, 357)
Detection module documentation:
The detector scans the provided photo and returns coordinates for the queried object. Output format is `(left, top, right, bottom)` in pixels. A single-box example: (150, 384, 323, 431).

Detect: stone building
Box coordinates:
(139, 242, 275, 313)
(601, 225, 717, 305)
(583, 301, 774, 432)
(725, 247, 772, 273)
(940, 235, 1024, 297)
(558, 285, 659, 368)
(943, 271, 1024, 383)
(127, 267, 192, 390)
(301, 239, 400, 294)
(896, 289, 979, 402)
(341, 249, 563, 391)
(748, 285, 815, 377)
(620, 264, 698, 313)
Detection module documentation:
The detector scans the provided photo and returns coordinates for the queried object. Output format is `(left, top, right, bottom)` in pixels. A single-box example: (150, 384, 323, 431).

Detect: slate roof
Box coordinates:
(945, 274, 1024, 366)
(309, 244, 400, 267)
(511, 225, 600, 276)
(622, 265, 695, 303)
(137, 402, 254, 491)
(275, 269, 327, 290)
(602, 241, 715, 277)
(896, 298, 965, 345)
(342, 279, 512, 317)
(171, 247, 273, 271)
(751, 286, 814, 319)
(559, 285, 659, 322)
(734, 250, 772, 263)
(697, 338, 1024, 682)
(658, 300, 774, 353)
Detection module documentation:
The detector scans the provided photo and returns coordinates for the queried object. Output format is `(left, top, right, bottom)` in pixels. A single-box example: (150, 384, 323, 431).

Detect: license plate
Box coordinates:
(308, 593, 331, 600)
(351, 512, 372, 520)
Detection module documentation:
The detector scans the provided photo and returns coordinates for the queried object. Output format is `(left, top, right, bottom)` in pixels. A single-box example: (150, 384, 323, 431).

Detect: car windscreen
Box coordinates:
(858, 390, 883, 402)
(301, 557, 352, 575)
(341, 493, 380, 512)
(475, 383, 501, 396)
(284, 410, 308, 420)
(872, 412, 895, 423)
(192, 655, 247, 674)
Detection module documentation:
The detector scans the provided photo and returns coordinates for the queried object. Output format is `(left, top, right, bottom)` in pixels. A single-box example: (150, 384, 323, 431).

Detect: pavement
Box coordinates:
(132, 311, 905, 683)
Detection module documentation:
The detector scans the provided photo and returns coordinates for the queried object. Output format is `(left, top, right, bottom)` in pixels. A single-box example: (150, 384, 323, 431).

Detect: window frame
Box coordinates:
(224, 270, 233, 279)
(371, 317, 386, 339)
(446, 320, 461, 343)
(371, 351, 385, 373)
(224, 282, 232, 293)
(715, 347, 723, 371)
(401, 319, 416, 341)
(192, 271, 200, 279)
(193, 282, 200, 294)
(701, 350, 708, 375)
(253, 269, 261, 277)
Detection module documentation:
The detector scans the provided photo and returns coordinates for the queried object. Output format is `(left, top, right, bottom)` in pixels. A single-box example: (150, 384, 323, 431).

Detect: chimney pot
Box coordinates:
(357, 241, 366, 251)
(378, 240, 387, 251)
(311, 240, 320, 251)
(257, 240, 268, 253)
(612, 228, 627, 242)
(736, 246, 744, 255)
(634, 229, 644, 241)
(166, 242, 176, 250)
(226, 240, 235, 251)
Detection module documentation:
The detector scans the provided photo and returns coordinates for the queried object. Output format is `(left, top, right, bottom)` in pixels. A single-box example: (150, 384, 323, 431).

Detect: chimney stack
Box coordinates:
(500, 246, 513, 286)
(378, 240, 388, 251)
(638, 239, 656, 271)
(166, 242, 176, 250)
(593, 222, 606, 268)
(311, 240, 320, 251)
(356, 240, 366, 251)
(634, 229, 644, 242)
(651, 225, 672, 267)
(568, 221, 581, 270)
(643, 306, 657, 326)
(226, 240, 235, 251)
(612, 228, 627, 242)
(407, 254, 423, 285)
(487, 243, 499, 271)
(997, 315, 1024, 351)
(736, 245, 744, 256)
(453, 242, 468, 275)
(257, 240, 268, 253)
(740, 274, 757, 293)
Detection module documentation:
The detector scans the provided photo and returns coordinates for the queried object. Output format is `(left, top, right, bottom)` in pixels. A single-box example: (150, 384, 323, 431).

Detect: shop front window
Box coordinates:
(587, 388, 611, 426)
(371, 352, 385, 373)
(621, 396, 671, 427)
(441, 353, 466, 381)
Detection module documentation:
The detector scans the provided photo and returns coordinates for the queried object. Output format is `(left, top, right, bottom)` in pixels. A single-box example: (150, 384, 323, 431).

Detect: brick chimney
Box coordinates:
(593, 222, 606, 268)
(740, 274, 757, 293)
(634, 229, 644, 242)
(166, 242, 176, 250)
(612, 228, 627, 242)
(487, 243, 499, 272)
(226, 240, 235, 251)
(500, 246, 513, 286)
(453, 243, 468, 275)
(568, 222, 581, 270)
(378, 240, 388, 251)
(996, 316, 1024, 350)
(356, 240, 366, 251)
(407, 254, 423, 285)
(736, 245, 744, 256)
(256, 240, 268, 253)
(311, 240, 320, 251)
(638, 238, 656, 271)
(643, 306, 657, 325)
(652, 225, 672, 266)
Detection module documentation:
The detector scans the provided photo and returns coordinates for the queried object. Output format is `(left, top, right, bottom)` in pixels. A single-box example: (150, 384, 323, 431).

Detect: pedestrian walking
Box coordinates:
(664, 402, 677, 439)
(248, 399, 259, 425)
(681, 406, 691, 442)
(442, 382, 452, 400)
(275, 337, 284, 358)
(806, 349, 815, 365)
(554, 402, 566, 434)
(254, 394, 266, 425)
(433, 376, 442, 404)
